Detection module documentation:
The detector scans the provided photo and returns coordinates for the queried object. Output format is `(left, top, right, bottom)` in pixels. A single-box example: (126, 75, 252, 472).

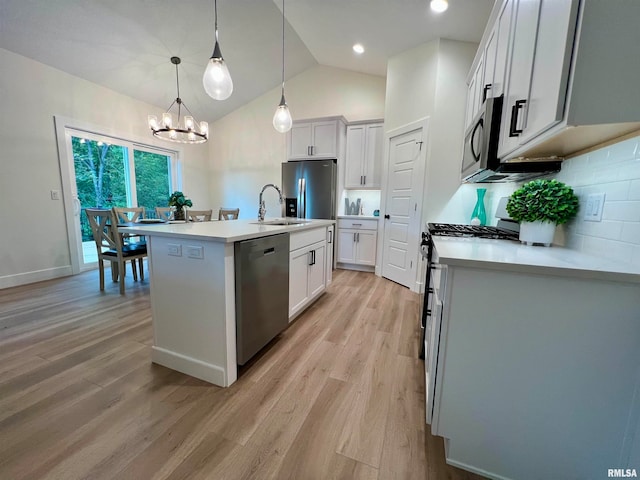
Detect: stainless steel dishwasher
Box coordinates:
(234, 233, 289, 365)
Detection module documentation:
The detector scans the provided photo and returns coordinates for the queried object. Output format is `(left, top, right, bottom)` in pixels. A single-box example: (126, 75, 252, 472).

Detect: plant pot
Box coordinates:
(174, 207, 185, 221)
(519, 221, 556, 247)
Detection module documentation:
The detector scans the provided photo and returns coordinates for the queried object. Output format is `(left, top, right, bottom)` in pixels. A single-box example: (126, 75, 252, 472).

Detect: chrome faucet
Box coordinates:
(258, 184, 284, 222)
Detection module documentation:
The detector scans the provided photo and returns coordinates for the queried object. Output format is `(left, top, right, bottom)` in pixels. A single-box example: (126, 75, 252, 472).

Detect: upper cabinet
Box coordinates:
(345, 122, 384, 189)
(498, 0, 578, 158)
(466, 0, 640, 160)
(288, 118, 346, 160)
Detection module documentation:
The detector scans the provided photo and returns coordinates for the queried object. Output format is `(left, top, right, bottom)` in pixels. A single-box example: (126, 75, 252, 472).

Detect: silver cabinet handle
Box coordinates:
(328, 229, 333, 244)
(307, 146, 311, 156)
(363, 175, 366, 184)
(356, 232, 360, 242)
(352, 223, 362, 226)
(353, 232, 356, 242)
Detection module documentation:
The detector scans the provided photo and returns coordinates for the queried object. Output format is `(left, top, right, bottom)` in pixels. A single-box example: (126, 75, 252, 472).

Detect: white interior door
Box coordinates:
(381, 126, 426, 289)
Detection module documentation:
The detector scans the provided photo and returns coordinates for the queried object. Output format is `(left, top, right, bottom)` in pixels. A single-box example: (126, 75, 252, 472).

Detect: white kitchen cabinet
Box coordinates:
(498, 0, 579, 158)
(345, 122, 384, 189)
(288, 118, 346, 159)
(336, 218, 377, 269)
(289, 228, 327, 321)
(464, 0, 513, 133)
(467, 0, 640, 162)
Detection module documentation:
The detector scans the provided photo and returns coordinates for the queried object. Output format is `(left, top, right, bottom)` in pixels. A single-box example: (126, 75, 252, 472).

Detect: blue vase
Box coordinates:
(471, 188, 487, 226)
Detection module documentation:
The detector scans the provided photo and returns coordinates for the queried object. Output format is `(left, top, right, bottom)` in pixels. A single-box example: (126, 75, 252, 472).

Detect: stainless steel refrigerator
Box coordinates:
(281, 159, 337, 219)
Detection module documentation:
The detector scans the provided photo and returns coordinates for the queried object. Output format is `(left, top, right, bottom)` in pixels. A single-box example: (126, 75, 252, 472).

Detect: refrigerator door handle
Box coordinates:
(297, 178, 303, 219)
(301, 178, 307, 219)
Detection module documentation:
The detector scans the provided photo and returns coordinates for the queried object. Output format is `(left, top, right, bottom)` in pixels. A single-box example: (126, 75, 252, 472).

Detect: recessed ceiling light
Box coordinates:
(430, 0, 448, 13)
(353, 43, 365, 55)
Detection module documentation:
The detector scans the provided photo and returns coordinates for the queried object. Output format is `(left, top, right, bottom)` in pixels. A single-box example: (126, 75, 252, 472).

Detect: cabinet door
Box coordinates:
(471, 56, 485, 119)
(481, 27, 498, 102)
(354, 230, 377, 266)
(289, 123, 312, 159)
(326, 226, 334, 286)
(311, 121, 338, 158)
(337, 229, 356, 263)
(345, 125, 366, 188)
(498, 0, 541, 158)
(492, 0, 514, 99)
(363, 124, 383, 188)
(289, 248, 311, 318)
(308, 243, 326, 299)
(521, 0, 577, 144)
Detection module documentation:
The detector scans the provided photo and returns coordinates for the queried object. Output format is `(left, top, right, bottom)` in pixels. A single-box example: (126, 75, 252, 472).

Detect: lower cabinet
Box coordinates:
(289, 228, 327, 321)
(336, 218, 378, 269)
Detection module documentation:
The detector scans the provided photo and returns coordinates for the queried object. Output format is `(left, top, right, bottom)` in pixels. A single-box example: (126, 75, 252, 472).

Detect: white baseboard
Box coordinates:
(0, 265, 73, 290)
(336, 263, 375, 273)
(446, 457, 513, 480)
(151, 346, 228, 387)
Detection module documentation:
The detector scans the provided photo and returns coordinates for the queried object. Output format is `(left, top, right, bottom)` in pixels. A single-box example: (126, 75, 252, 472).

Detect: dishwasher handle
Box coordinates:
(263, 247, 275, 256)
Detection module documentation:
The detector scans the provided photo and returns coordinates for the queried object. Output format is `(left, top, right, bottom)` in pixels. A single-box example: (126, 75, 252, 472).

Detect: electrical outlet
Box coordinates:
(167, 244, 182, 256)
(187, 245, 204, 259)
(50, 190, 60, 200)
(584, 193, 605, 222)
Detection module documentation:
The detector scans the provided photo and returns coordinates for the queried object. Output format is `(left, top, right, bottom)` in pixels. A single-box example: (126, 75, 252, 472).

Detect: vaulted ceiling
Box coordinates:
(0, 0, 493, 124)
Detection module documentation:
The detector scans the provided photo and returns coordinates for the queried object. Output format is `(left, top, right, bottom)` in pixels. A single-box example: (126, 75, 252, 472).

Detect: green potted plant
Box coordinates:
(168, 191, 192, 221)
(506, 179, 579, 246)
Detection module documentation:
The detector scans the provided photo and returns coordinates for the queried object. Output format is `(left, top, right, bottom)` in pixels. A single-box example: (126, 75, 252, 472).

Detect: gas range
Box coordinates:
(427, 222, 519, 241)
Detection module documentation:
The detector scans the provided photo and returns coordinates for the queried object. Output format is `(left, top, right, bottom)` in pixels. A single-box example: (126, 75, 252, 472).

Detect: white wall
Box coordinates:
(208, 64, 386, 219)
(0, 48, 211, 288)
(383, 38, 478, 226)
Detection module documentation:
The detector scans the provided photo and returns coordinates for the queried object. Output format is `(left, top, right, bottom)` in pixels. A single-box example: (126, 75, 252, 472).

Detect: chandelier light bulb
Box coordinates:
(162, 113, 172, 128)
(148, 115, 158, 130)
(200, 121, 209, 136)
(184, 116, 194, 130)
(430, 0, 448, 13)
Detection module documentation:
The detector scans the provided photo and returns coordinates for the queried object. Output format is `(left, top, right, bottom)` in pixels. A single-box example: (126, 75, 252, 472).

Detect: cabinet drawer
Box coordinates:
(337, 219, 378, 230)
(290, 227, 327, 252)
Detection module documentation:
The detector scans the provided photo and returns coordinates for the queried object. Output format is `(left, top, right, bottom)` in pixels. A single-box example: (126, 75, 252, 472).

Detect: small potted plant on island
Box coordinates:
(506, 179, 579, 246)
(168, 191, 192, 221)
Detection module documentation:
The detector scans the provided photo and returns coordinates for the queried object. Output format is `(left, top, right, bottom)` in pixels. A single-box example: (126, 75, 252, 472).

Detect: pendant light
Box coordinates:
(273, 0, 292, 133)
(203, 0, 233, 100)
(148, 57, 208, 144)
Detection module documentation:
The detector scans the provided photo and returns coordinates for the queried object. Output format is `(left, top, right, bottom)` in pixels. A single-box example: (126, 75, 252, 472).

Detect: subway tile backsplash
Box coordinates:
(555, 134, 640, 267)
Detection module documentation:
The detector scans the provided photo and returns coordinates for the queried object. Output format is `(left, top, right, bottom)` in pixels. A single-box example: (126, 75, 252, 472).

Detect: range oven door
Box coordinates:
(418, 234, 431, 359)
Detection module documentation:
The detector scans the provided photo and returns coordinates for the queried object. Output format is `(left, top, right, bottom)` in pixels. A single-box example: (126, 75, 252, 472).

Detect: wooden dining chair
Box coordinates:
(155, 206, 174, 221)
(112, 206, 146, 223)
(85, 208, 147, 294)
(218, 207, 240, 220)
(187, 209, 213, 222)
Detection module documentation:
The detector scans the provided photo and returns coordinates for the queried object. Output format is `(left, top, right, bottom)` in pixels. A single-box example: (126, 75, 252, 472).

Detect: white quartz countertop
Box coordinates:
(433, 236, 640, 284)
(337, 215, 379, 220)
(120, 218, 335, 243)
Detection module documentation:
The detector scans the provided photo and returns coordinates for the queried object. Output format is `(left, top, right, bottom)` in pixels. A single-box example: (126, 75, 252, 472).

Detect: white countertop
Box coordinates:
(337, 215, 379, 220)
(433, 236, 640, 283)
(120, 218, 335, 243)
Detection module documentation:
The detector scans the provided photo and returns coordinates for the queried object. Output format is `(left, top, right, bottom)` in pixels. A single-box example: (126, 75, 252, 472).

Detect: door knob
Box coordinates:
(384, 214, 390, 219)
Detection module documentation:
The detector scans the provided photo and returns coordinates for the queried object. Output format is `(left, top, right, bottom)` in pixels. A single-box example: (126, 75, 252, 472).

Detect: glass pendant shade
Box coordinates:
(203, 42, 233, 100)
(273, 98, 292, 133)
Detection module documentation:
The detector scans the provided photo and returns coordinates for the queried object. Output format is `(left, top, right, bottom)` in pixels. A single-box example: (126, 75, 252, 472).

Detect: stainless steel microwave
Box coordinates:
(461, 95, 561, 183)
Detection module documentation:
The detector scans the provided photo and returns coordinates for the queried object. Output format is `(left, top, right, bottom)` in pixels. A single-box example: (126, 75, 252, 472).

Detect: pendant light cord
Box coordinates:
(174, 61, 182, 119)
(281, 0, 285, 94)
(214, 0, 219, 42)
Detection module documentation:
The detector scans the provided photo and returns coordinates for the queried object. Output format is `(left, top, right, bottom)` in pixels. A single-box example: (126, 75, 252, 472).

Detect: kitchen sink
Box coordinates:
(250, 219, 312, 226)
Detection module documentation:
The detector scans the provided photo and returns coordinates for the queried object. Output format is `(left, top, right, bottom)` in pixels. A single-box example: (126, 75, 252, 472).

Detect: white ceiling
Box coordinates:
(0, 0, 494, 124)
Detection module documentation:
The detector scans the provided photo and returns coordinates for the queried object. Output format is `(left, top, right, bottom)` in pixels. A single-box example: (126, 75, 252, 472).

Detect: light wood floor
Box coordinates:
(0, 267, 486, 480)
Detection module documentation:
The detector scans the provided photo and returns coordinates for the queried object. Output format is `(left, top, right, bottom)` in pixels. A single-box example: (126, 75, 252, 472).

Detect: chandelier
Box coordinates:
(148, 57, 209, 144)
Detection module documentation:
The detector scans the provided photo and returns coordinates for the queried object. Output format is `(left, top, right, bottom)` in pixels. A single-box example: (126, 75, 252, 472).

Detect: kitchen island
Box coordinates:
(427, 236, 640, 479)
(120, 219, 335, 387)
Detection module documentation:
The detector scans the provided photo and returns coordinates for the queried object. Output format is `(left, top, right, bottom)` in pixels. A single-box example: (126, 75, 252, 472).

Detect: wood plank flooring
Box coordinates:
(0, 267, 486, 480)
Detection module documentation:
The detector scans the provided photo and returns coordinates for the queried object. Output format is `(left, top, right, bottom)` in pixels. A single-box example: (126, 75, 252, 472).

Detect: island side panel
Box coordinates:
(435, 266, 640, 480)
(147, 236, 236, 387)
